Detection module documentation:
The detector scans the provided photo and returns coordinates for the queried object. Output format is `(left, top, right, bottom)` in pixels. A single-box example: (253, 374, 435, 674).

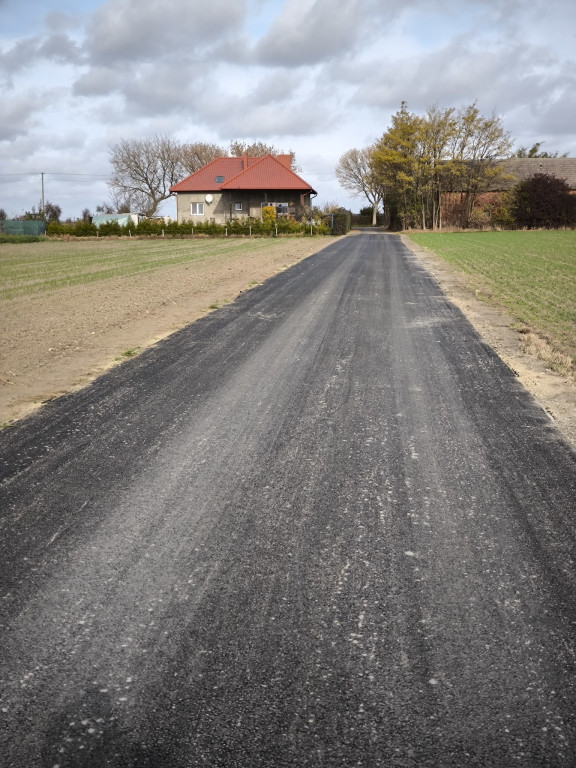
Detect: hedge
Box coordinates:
(46, 218, 332, 238)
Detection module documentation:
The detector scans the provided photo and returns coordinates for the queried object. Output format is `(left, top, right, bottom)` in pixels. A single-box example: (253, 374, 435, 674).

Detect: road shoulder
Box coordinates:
(401, 233, 576, 450)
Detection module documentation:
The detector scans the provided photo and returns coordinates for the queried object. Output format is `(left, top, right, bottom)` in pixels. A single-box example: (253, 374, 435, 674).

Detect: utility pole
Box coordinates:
(41, 172, 45, 217)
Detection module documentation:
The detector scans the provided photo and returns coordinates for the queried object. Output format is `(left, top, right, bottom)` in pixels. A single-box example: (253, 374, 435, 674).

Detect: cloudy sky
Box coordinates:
(1, 0, 575, 220)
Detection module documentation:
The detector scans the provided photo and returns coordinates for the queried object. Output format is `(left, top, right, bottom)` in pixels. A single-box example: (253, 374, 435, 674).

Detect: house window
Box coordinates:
(191, 203, 204, 215)
(234, 202, 243, 211)
(215, 176, 224, 183)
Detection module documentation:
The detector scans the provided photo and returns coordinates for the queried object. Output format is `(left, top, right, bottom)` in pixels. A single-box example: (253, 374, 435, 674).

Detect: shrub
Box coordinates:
(97, 220, 123, 236)
(134, 218, 163, 236)
(331, 208, 352, 235)
(73, 220, 98, 237)
(511, 173, 576, 229)
(492, 190, 516, 229)
(261, 205, 277, 224)
(276, 217, 302, 234)
(0, 234, 43, 243)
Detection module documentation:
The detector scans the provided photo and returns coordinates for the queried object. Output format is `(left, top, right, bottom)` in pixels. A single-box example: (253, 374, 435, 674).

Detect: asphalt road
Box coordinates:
(1, 232, 576, 767)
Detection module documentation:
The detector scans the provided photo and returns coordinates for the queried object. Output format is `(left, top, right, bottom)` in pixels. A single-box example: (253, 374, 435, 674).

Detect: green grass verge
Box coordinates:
(407, 230, 576, 376)
(0, 238, 287, 300)
(0, 235, 45, 244)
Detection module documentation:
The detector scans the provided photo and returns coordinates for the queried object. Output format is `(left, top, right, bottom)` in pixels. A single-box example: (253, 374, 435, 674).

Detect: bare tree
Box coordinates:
(180, 142, 226, 175)
(96, 202, 115, 215)
(229, 140, 299, 171)
(336, 147, 383, 225)
(108, 135, 185, 217)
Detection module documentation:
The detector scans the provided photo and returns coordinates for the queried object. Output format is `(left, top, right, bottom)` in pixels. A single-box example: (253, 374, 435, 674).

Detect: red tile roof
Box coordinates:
(170, 155, 316, 194)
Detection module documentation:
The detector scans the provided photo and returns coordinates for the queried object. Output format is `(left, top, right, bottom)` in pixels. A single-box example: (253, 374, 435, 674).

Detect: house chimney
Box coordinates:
(243, 153, 248, 170)
(277, 154, 291, 169)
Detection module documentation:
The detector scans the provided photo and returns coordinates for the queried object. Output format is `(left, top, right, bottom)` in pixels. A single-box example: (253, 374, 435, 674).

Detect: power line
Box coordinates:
(0, 172, 109, 179)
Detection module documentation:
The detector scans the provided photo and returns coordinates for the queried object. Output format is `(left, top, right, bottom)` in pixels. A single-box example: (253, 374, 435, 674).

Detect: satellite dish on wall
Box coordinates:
(205, 194, 213, 204)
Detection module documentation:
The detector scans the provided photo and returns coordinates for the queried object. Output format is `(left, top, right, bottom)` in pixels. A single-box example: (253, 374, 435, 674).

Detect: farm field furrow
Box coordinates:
(0, 238, 293, 299)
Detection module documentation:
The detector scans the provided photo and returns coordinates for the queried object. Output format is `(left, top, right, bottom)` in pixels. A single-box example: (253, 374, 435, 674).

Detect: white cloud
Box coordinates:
(1, 0, 575, 219)
(0, 93, 41, 140)
(38, 33, 83, 64)
(84, 0, 246, 65)
(256, 0, 366, 66)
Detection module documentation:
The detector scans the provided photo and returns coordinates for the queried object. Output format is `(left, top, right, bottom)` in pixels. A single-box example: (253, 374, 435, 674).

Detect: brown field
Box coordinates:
(0, 236, 332, 425)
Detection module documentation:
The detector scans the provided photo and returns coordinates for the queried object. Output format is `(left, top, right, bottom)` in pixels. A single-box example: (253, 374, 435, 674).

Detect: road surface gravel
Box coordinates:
(1, 233, 575, 767)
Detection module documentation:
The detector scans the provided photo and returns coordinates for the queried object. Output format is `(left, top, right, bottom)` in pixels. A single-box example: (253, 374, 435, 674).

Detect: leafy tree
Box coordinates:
(446, 104, 513, 227)
(511, 173, 576, 229)
(514, 142, 568, 158)
(335, 146, 384, 225)
(371, 102, 423, 229)
(0, 208, 6, 221)
(371, 102, 513, 229)
(371, 102, 458, 229)
(81, 208, 92, 221)
(418, 105, 461, 229)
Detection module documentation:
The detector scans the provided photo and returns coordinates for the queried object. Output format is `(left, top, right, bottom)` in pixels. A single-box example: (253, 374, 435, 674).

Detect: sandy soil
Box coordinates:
(1, 233, 574, 450)
(0, 238, 330, 425)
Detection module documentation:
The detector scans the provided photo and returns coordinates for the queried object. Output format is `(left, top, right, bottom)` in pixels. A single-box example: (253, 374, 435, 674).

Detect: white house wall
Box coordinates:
(175, 191, 311, 224)
(176, 192, 225, 223)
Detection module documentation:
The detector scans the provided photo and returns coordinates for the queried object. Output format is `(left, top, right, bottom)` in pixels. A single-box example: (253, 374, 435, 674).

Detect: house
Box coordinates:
(170, 154, 317, 225)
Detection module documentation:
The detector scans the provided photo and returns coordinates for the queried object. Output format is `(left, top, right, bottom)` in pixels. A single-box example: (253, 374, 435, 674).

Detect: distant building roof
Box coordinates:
(170, 154, 317, 194)
(497, 157, 576, 190)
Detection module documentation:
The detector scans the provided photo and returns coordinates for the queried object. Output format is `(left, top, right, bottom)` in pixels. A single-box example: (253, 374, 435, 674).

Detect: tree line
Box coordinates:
(336, 102, 574, 230)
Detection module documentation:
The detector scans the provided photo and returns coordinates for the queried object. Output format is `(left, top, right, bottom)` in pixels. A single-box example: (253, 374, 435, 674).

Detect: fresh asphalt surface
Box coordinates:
(1, 232, 576, 767)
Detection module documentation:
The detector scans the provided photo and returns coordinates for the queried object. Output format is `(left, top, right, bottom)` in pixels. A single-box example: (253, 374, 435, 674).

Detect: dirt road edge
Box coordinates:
(402, 233, 576, 450)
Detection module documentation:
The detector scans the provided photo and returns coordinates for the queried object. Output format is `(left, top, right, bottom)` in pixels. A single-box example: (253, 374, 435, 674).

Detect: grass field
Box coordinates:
(0, 237, 292, 301)
(408, 231, 576, 377)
